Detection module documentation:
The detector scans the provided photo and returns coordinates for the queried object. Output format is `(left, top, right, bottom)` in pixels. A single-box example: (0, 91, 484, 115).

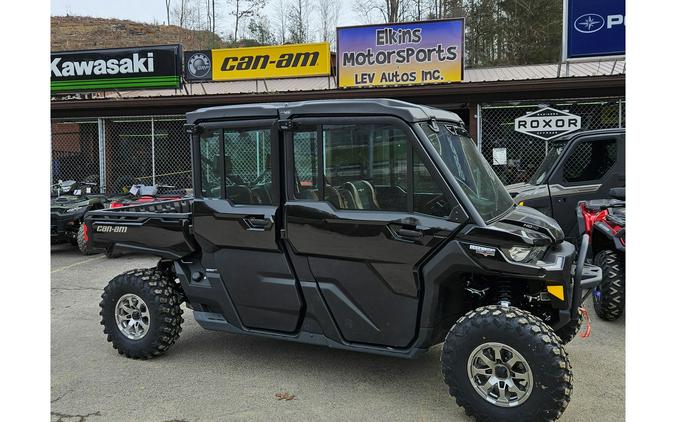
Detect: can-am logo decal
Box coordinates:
(52, 53, 154, 77)
(574, 14, 605, 33)
(515, 107, 582, 140)
(469, 245, 496, 257)
(95, 225, 128, 233)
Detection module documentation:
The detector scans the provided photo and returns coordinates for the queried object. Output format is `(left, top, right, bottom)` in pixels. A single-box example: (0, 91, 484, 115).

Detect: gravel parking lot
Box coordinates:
(51, 244, 624, 422)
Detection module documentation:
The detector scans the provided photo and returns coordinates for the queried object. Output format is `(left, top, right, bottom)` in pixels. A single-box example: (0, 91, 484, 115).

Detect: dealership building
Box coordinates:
(51, 19, 625, 192)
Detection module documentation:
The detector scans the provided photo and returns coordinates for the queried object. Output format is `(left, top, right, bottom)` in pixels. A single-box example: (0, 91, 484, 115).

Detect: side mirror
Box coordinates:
(609, 187, 625, 200)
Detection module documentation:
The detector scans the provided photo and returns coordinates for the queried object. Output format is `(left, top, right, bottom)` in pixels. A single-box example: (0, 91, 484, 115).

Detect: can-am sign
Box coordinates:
(51, 45, 182, 92)
(515, 108, 582, 140)
(209, 43, 330, 81)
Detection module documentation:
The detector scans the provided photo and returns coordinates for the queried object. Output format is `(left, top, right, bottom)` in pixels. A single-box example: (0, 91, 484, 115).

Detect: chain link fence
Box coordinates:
(478, 97, 625, 185)
(51, 119, 101, 191)
(52, 115, 191, 195)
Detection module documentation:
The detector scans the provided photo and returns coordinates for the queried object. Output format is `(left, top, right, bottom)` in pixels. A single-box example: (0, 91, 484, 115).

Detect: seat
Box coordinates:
(227, 185, 253, 204)
(343, 180, 380, 210)
(325, 185, 345, 208)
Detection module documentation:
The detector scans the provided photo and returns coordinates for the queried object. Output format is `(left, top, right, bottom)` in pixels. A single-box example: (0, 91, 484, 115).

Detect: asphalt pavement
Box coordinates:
(51, 244, 625, 422)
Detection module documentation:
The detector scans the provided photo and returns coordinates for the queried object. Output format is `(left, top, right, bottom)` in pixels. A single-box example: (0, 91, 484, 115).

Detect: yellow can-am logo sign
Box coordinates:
(211, 43, 330, 81)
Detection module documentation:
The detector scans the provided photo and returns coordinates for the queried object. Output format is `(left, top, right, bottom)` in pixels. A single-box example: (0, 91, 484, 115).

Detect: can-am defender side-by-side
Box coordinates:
(506, 129, 625, 242)
(51, 179, 106, 254)
(577, 187, 626, 321)
(89, 100, 601, 422)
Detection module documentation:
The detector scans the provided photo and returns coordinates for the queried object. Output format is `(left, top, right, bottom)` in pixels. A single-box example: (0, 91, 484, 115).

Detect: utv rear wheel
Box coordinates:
(100, 268, 183, 359)
(592, 250, 625, 321)
(554, 309, 582, 345)
(76, 223, 96, 255)
(442, 306, 572, 422)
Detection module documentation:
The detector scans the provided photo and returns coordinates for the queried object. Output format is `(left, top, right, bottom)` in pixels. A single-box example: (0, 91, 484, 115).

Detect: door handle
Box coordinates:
(395, 227, 423, 240)
(243, 216, 273, 231)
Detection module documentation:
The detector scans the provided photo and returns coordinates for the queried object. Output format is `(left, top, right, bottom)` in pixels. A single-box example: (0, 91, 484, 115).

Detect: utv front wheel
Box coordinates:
(593, 250, 625, 321)
(442, 306, 572, 422)
(100, 268, 183, 359)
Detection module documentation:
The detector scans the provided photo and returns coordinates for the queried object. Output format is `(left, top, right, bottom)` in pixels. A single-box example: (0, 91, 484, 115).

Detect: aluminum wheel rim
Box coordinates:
(467, 342, 534, 407)
(115, 293, 150, 340)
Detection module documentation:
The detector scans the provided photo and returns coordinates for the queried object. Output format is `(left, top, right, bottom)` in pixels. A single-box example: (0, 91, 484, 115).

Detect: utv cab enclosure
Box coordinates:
(507, 128, 625, 241)
(90, 99, 594, 421)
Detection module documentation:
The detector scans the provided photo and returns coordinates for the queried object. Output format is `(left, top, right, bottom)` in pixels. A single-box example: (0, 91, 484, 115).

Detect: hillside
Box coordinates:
(51, 16, 227, 52)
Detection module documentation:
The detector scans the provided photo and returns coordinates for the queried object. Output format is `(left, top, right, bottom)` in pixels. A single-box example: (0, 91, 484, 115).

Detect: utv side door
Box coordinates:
(191, 120, 303, 333)
(283, 117, 466, 348)
(547, 133, 625, 239)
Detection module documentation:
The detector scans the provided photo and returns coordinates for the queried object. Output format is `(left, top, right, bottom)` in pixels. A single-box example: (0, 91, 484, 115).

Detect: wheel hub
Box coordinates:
(467, 342, 534, 407)
(115, 293, 150, 340)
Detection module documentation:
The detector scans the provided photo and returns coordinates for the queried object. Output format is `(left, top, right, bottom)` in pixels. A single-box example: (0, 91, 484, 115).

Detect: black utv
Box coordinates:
(88, 100, 599, 422)
(506, 128, 625, 242)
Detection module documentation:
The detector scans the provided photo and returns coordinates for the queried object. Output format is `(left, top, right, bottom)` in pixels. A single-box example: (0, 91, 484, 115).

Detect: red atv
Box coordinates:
(577, 187, 625, 321)
(109, 184, 186, 208)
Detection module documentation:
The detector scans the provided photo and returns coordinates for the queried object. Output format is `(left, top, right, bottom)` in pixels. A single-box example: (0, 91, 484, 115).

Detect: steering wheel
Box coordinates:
(423, 194, 450, 215)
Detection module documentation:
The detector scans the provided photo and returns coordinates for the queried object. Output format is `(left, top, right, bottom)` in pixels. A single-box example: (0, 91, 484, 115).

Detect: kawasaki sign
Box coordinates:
(51, 45, 182, 92)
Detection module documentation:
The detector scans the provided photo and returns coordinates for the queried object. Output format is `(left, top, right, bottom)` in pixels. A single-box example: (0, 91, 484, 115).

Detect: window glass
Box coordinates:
(563, 139, 617, 183)
(413, 151, 452, 218)
(223, 127, 273, 205)
(323, 124, 408, 211)
(199, 129, 221, 198)
(292, 130, 320, 200)
(421, 123, 513, 222)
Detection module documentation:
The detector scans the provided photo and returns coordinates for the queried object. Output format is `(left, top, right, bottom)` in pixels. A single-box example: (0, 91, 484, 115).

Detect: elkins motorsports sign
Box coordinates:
(51, 45, 182, 92)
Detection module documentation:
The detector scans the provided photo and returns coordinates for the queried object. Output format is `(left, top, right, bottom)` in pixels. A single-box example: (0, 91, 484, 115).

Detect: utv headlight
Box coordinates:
(503, 245, 548, 263)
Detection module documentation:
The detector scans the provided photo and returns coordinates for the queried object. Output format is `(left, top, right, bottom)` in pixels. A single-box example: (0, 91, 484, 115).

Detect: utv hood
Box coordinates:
(498, 205, 565, 244)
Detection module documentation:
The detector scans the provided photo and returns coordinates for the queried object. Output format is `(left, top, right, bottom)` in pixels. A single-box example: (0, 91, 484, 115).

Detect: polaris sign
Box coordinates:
(565, 0, 625, 59)
(51, 45, 182, 92)
(514, 108, 581, 141)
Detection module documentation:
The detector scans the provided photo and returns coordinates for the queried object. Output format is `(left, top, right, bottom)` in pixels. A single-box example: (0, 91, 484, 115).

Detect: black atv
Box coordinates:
(577, 187, 625, 321)
(88, 99, 602, 421)
(51, 180, 106, 255)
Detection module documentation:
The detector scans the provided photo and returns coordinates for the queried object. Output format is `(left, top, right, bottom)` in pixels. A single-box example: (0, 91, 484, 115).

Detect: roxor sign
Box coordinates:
(514, 108, 582, 140)
(51, 45, 182, 92)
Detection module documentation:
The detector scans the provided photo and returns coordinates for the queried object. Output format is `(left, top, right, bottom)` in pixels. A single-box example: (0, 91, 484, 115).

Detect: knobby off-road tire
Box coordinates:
(76, 223, 96, 255)
(100, 268, 183, 359)
(593, 250, 625, 321)
(554, 308, 582, 345)
(442, 305, 573, 422)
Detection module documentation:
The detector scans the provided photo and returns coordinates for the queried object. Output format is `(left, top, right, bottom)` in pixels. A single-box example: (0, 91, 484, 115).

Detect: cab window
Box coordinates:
(199, 129, 221, 198)
(563, 139, 617, 183)
(222, 127, 273, 205)
(323, 123, 408, 212)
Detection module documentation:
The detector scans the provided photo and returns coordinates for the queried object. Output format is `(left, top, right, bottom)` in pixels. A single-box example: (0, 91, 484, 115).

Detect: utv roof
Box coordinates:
(186, 99, 463, 125)
(552, 127, 625, 143)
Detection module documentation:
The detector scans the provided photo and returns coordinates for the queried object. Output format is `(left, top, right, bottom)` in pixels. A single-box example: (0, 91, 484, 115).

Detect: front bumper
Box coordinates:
(550, 234, 602, 330)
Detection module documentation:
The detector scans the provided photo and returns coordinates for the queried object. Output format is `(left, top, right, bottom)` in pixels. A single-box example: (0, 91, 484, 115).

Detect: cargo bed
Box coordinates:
(85, 199, 197, 259)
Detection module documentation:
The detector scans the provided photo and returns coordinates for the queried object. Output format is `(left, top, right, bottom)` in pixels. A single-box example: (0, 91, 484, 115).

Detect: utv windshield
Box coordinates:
(528, 142, 566, 185)
(421, 123, 514, 222)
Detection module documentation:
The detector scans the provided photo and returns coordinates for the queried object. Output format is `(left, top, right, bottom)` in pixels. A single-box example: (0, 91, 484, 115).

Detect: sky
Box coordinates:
(51, 0, 364, 37)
